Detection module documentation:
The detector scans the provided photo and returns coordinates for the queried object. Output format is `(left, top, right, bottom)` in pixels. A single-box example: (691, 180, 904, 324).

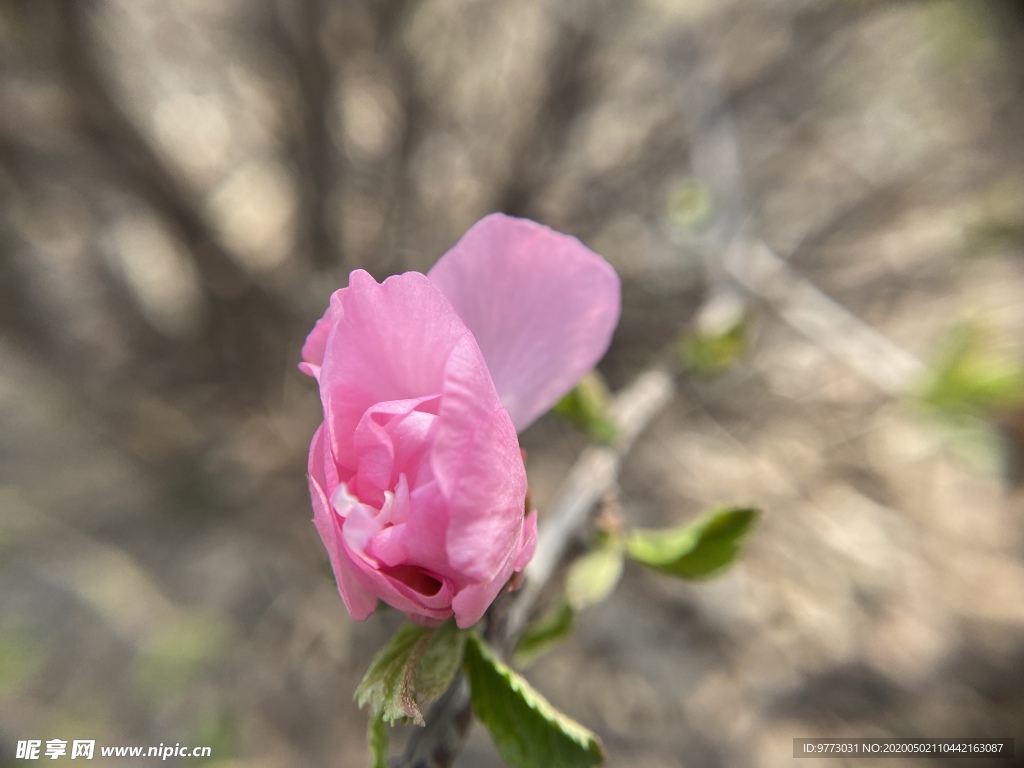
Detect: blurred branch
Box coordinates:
(725, 237, 927, 395)
(266, 0, 340, 268)
(395, 360, 677, 767)
(495, 5, 602, 217)
(50, 1, 297, 383)
(683, 16, 926, 398)
(368, 0, 428, 276)
(504, 364, 676, 642)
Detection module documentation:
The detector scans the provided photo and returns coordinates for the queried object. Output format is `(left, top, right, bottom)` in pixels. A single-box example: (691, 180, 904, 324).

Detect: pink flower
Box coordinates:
(301, 214, 620, 628)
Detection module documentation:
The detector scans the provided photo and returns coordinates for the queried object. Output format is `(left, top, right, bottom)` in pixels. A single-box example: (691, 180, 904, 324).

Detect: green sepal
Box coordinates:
(464, 633, 604, 768)
(355, 619, 467, 726)
(626, 506, 759, 579)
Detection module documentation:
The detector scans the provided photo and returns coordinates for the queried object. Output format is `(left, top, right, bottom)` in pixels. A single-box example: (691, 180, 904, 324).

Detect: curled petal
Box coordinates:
(299, 290, 344, 379)
(318, 270, 469, 471)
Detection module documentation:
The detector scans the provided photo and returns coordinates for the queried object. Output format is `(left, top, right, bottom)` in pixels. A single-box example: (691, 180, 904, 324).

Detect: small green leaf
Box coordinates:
(368, 714, 389, 768)
(513, 599, 576, 668)
(918, 323, 1024, 416)
(355, 620, 467, 726)
(565, 539, 624, 611)
(553, 372, 618, 443)
(682, 313, 750, 375)
(626, 507, 759, 579)
(667, 178, 714, 230)
(464, 633, 604, 768)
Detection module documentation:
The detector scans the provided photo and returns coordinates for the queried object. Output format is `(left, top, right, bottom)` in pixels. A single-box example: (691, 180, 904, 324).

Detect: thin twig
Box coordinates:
(266, 0, 339, 268)
(724, 237, 927, 396)
(506, 363, 676, 641)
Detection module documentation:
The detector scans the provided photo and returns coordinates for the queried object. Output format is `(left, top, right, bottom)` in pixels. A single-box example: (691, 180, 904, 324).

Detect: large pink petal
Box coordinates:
(428, 213, 621, 432)
(433, 336, 527, 583)
(318, 270, 471, 471)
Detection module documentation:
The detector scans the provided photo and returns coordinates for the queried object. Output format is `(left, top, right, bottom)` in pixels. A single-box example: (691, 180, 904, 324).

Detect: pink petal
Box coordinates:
(450, 510, 537, 628)
(343, 537, 455, 619)
(379, 480, 451, 576)
(308, 426, 379, 621)
(513, 510, 538, 572)
(432, 336, 528, 583)
(428, 213, 621, 432)
(350, 396, 438, 507)
(299, 291, 344, 379)
(449, 534, 519, 628)
(318, 270, 472, 472)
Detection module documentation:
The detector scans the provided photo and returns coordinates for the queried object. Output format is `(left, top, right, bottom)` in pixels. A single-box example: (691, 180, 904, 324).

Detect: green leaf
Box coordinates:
(626, 507, 759, 579)
(565, 538, 624, 610)
(553, 372, 618, 443)
(368, 714, 389, 768)
(355, 620, 467, 726)
(666, 178, 714, 230)
(918, 323, 1024, 416)
(513, 599, 576, 668)
(681, 313, 751, 375)
(464, 633, 604, 768)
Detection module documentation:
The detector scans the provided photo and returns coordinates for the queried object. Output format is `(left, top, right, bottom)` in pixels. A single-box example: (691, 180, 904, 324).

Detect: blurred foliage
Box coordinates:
(681, 312, 752, 376)
(666, 178, 714, 232)
(965, 179, 1024, 258)
(552, 372, 618, 443)
(134, 613, 234, 698)
(190, 709, 240, 765)
(515, 530, 625, 668)
(564, 532, 625, 611)
(917, 322, 1024, 481)
(0, 627, 44, 697)
(514, 599, 575, 669)
(626, 507, 760, 580)
(919, 323, 1024, 416)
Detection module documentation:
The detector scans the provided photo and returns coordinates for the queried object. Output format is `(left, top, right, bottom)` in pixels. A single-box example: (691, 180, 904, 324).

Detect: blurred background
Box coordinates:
(2, 0, 1024, 766)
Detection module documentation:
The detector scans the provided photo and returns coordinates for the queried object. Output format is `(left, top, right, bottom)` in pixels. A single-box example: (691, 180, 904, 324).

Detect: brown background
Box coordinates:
(2, 1, 1024, 766)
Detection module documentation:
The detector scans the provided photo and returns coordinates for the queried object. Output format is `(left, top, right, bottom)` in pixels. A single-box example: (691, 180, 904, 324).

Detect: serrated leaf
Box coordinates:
(565, 541, 624, 610)
(368, 714, 388, 768)
(626, 507, 759, 579)
(553, 372, 618, 443)
(513, 599, 575, 668)
(355, 620, 466, 726)
(464, 633, 604, 768)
